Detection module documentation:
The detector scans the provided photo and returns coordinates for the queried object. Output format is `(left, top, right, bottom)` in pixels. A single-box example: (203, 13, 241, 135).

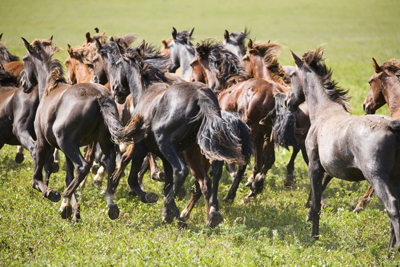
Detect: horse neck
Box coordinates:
(249, 56, 273, 80)
(303, 74, 346, 123)
(35, 62, 51, 100)
(382, 76, 400, 119)
(178, 49, 194, 81)
(126, 65, 145, 107)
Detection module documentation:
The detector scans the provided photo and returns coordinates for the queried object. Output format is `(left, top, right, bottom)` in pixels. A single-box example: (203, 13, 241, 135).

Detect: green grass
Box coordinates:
(1, 0, 400, 265)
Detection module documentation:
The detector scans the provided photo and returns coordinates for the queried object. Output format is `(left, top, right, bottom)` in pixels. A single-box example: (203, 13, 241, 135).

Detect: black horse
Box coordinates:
(96, 39, 251, 227)
(287, 46, 400, 251)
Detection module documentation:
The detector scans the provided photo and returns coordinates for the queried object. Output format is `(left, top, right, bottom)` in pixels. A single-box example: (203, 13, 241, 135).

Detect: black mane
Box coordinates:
(0, 42, 20, 63)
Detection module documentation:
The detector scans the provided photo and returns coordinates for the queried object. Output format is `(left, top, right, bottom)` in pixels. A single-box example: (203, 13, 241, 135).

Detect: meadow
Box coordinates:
(1, 0, 400, 265)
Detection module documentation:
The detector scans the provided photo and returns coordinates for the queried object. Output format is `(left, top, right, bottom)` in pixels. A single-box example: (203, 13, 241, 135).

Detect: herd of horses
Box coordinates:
(1, 28, 400, 251)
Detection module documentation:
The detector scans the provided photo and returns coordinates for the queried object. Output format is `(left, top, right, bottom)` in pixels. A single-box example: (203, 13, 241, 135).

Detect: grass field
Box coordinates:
(1, 0, 400, 265)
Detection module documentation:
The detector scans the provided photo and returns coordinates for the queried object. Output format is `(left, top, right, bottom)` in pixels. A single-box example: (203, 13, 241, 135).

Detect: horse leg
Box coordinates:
(247, 138, 275, 199)
(208, 160, 224, 228)
(180, 180, 202, 219)
(52, 149, 60, 173)
(80, 142, 97, 191)
(58, 143, 91, 221)
(368, 176, 400, 251)
(31, 135, 60, 202)
(149, 153, 165, 182)
(225, 162, 238, 183)
(60, 157, 75, 220)
(306, 173, 333, 220)
(159, 145, 189, 228)
(15, 146, 24, 163)
(353, 185, 375, 213)
(124, 142, 158, 203)
(245, 134, 263, 187)
(137, 155, 150, 191)
(98, 140, 119, 220)
(284, 146, 300, 187)
(224, 164, 247, 202)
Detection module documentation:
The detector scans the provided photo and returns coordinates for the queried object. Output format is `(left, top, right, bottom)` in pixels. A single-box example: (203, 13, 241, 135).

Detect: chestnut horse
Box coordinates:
(21, 37, 144, 222)
(190, 40, 289, 200)
(243, 39, 310, 187)
(96, 40, 251, 227)
(353, 58, 400, 212)
(287, 46, 400, 251)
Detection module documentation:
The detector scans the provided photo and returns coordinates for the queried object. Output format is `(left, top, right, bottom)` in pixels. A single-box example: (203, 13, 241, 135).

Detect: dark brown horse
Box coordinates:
(287, 46, 400, 251)
(96, 40, 251, 227)
(65, 39, 165, 190)
(21, 37, 144, 222)
(353, 58, 400, 212)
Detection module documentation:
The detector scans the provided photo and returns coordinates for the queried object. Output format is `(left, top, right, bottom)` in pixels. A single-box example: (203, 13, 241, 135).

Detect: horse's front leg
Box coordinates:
(307, 155, 325, 239)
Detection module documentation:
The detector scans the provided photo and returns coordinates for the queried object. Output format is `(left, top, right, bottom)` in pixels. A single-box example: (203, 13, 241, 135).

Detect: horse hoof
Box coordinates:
(284, 174, 295, 187)
(245, 175, 254, 187)
(152, 171, 165, 182)
(145, 192, 159, 203)
(15, 153, 24, 164)
(353, 205, 364, 213)
(47, 190, 61, 202)
(51, 162, 59, 173)
(73, 213, 81, 222)
(162, 207, 175, 224)
(180, 208, 190, 219)
(178, 219, 187, 229)
(206, 210, 223, 228)
(108, 203, 120, 220)
(60, 205, 72, 219)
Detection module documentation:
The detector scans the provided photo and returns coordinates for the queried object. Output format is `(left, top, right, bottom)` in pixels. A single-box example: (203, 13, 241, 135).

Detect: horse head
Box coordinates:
(223, 28, 250, 59)
(168, 27, 195, 79)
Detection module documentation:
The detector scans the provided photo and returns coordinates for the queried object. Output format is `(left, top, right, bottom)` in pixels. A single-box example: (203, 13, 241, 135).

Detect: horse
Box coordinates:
(167, 27, 195, 81)
(286, 46, 400, 251)
(353, 58, 400, 212)
(21, 37, 145, 222)
(0, 34, 32, 163)
(222, 28, 250, 61)
(190, 39, 289, 201)
(65, 39, 166, 191)
(96, 39, 251, 227)
(243, 39, 310, 187)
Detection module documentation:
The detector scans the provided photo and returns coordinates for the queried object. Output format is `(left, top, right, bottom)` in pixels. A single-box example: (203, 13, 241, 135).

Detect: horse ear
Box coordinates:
(372, 58, 382, 73)
(67, 44, 73, 56)
(290, 50, 303, 68)
(85, 32, 91, 43)
(94, 38, 102, 50)
(172, 27, 177, 40)
(109, 36, 114, 42)
(224, 30, 229, 41)
(101, 31, 105, 36)
(0, 33, 2, 42)
(162, 39, 168, 49)
(189, 28, 195, 37)
(116, 39, 125, 56)
(248, 39, 253, 49)
(48, 35, 53, 43)
(21, 37, 34, 53)
(267, 39, 270, 44)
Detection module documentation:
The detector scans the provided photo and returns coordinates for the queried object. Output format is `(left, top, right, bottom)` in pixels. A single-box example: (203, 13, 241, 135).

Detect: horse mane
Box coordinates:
(0, 63, 19, 86)
(381, 59, 400, 78)
(175, 30, 193, 45)
(302, 45, 351, 111)
(123, 42, 171, 89)
(0, 42, 20, 63)
(45, 67, 67, 95)
(250, 41, 289, 86)
(196, 39, 249, 92)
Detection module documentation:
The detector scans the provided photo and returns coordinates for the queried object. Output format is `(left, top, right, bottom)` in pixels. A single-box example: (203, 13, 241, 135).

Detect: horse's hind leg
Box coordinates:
(15, 146, 24, 163)
(224, 164, 247, 202)
(32, 139, 60, 202)
(208, 160, 224, 228)
(284, 147, 300, 187)
(368, 176, 400, 251)
(353, 185, 375, 213)
(149, 153, 165, 182)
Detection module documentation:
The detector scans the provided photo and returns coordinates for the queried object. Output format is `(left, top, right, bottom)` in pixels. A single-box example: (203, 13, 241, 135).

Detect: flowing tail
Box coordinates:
(263, 93, 299, 150)
(97, 96, 145, 144)
(195, 90, 247, 165)
(221, 110, 253, 164)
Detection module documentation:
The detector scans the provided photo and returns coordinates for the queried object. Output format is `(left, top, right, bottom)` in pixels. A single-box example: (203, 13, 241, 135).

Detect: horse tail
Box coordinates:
(97, 96, 145, 144)
(195, 91, 247, 165)
(221, 110, 253, 164)
(264, 93, 299, 150)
